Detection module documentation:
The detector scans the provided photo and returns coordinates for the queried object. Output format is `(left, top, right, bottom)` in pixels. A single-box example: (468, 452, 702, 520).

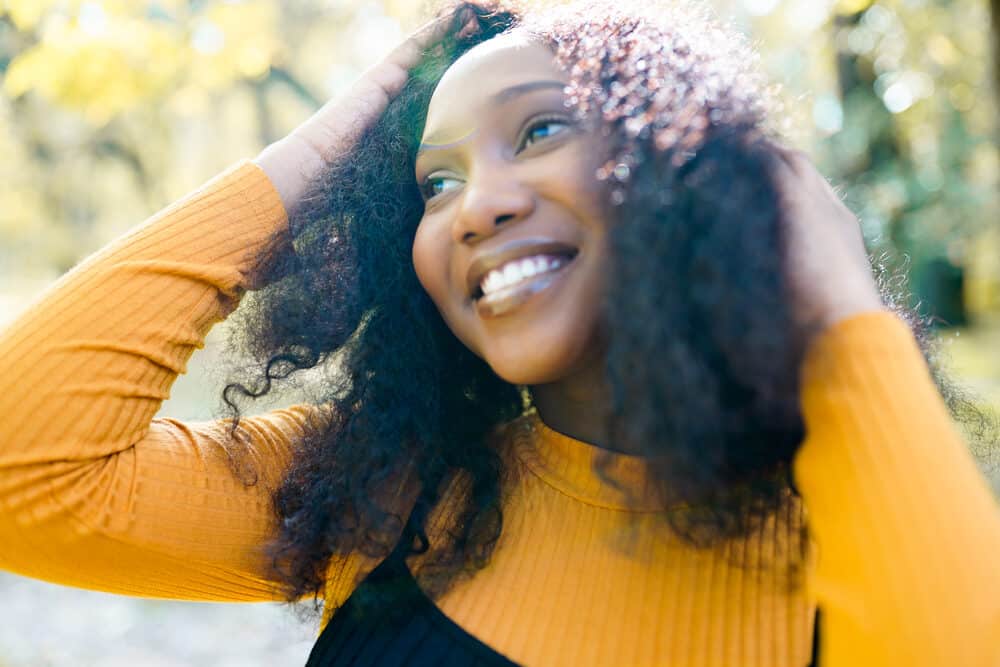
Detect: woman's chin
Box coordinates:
(476, 314, 607, 388)
(491, 366, 554, 388)
(484, 345, 583, 388)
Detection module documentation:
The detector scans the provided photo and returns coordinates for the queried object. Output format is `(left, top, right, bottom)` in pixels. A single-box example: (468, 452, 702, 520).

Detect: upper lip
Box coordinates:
(466, 237, 579, 299)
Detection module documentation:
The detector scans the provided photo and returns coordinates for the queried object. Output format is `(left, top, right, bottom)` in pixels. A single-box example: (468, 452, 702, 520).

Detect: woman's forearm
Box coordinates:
(0, 161, 287, 468)
(0, 162, 314, 600)
(794, 311, 1000, 666)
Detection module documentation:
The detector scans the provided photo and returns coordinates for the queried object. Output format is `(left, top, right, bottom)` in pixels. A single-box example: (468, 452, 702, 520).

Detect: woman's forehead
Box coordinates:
(421, 34, 564, 142)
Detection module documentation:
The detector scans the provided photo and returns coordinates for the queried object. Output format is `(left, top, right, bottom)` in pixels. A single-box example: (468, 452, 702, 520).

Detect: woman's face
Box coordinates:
(412, 32, 613, 386)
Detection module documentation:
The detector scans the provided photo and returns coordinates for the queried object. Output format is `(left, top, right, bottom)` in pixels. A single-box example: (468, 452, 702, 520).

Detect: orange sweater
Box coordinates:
(1, 161, 998, 666)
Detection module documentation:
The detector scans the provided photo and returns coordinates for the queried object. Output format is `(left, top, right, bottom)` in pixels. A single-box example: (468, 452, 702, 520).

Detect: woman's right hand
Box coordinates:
(254, 8, 477, 216)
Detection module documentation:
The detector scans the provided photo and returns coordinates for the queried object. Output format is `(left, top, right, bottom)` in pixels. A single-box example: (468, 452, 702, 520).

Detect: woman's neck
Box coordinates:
(529, 351, 643, 456)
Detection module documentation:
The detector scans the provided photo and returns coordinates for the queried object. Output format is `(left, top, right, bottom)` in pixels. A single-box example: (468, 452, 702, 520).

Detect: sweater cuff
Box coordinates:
(800, 310, 917, 382)
(218, 160, 291, 290)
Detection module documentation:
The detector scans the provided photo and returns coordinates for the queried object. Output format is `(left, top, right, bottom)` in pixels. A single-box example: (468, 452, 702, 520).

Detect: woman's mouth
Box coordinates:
(474, 252, 576, 318)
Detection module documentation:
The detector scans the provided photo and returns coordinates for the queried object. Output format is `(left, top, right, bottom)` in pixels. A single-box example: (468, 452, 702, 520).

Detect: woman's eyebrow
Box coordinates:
(416, 80, 567, 159)
(491, 79, 566, 104)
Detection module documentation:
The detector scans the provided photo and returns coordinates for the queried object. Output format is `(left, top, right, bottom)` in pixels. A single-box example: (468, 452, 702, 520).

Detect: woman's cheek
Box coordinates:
(411, 221, 438, 299)
(412, 220, 478, 352)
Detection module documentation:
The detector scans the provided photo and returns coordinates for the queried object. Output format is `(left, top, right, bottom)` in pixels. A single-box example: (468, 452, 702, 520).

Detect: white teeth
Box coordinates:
(482, 272, 497, 293)
(478, 254, 570, 297)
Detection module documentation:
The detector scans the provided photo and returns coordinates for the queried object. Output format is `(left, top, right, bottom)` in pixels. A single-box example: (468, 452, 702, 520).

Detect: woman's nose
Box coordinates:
(451, 174, 535, 244)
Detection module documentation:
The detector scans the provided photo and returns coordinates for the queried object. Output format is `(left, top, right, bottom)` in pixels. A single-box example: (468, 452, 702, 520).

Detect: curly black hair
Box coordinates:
(222, 0, 995, 615)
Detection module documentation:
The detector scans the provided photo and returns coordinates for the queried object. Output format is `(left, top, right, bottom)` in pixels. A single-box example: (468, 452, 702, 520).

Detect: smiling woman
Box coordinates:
(1, 0, 999, 666)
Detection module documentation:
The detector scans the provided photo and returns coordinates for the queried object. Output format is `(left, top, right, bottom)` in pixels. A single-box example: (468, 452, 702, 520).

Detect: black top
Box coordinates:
(305, 534, 518, 667)
(306, 533, 821, 666)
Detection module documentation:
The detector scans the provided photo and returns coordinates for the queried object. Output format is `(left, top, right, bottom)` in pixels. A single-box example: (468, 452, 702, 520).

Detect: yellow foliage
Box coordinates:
(1, 0, 281, 124)
(835, 0, 874, 15)
(4, 15, 183, 125)
(193, 1, 281, 82)
(2, 0, 54, 31)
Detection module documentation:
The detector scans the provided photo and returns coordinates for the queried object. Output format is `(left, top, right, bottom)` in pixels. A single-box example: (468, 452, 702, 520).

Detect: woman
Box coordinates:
(1, 1, 998, 665)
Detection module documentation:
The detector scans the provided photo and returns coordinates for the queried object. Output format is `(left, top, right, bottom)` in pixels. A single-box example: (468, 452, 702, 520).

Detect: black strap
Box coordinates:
(808, 608, 822, 666)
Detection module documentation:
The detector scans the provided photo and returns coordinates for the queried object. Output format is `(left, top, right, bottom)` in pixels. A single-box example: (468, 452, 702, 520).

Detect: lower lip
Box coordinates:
(474, 260, 573, 319)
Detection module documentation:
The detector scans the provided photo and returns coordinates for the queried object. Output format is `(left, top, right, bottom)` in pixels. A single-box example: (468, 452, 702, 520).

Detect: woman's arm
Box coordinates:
(776, 149, 1000, 665)
(795, 312, 1000, 666)
(0, 162, 319, 600)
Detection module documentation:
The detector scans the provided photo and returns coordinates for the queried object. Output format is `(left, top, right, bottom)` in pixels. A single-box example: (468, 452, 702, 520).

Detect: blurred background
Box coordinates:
(0, 0, 997, 664)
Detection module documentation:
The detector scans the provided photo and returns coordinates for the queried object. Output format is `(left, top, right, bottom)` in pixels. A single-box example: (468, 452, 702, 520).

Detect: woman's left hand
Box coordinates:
(773, 148, 885, 337)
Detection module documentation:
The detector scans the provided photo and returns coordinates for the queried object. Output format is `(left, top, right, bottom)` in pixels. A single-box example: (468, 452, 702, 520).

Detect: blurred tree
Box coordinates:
(0, 0, 423, 288)
(741, 0, 998, 326)
(853, 0, 993, 327)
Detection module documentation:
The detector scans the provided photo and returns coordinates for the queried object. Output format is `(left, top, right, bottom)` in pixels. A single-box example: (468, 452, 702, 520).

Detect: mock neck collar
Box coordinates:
(508, 408, 665, 512)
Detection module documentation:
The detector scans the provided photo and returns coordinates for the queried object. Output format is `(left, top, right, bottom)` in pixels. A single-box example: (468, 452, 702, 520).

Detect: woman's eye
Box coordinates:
(419, 118, 572, 201)
(521, 118, 570, 150)
(421, 175, 462, 200)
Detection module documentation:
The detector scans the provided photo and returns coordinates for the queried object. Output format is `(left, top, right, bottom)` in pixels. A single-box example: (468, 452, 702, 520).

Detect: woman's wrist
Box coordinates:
(253, 136, 326, 218)
(808, 291, 887, 340)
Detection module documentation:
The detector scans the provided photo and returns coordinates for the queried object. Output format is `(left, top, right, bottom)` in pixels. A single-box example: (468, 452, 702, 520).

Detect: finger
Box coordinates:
(771, 144, 811, 178)
(294, 8, 478, 163)
(781, 149, 838, 198)
(384, 7, 476, 71)
(413, 6, 476, 46)
(356, 10, 472, 105)
(769, 146, 838, 207)
(765, 144, 802, 199)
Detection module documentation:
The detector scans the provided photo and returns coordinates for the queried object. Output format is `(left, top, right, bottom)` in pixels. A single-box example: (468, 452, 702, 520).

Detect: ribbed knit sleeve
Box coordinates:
(794, 311, 1000, 666)
(0, 161, 333, 601)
